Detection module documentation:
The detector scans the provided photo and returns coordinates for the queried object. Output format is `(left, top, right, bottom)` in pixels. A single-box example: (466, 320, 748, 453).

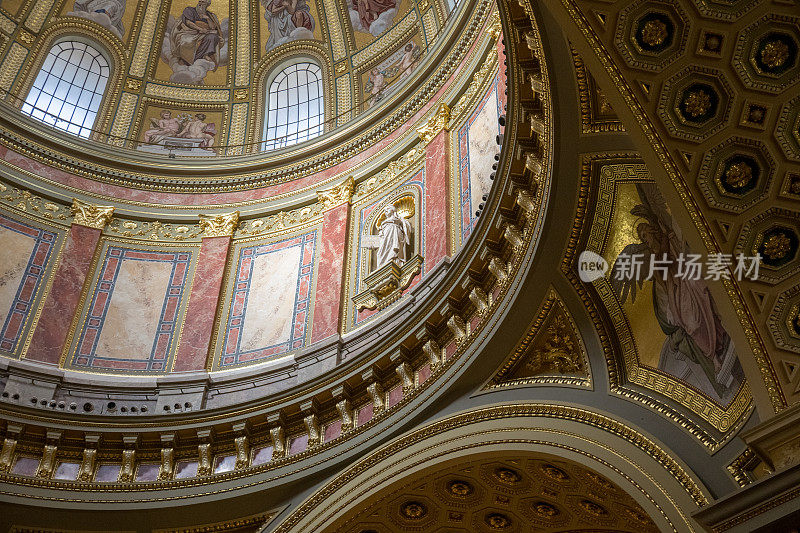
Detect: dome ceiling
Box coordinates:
(0, 0, 452, 154)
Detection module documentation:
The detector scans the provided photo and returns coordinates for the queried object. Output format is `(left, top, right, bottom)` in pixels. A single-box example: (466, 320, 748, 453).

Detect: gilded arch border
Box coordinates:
(10, 19, 126, 138)
(269, 402, 711, 533)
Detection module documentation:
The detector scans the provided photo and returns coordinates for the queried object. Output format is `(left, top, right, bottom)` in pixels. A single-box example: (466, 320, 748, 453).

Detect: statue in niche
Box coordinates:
(68, 0, 126, 39)
(362, 197, 414, 270)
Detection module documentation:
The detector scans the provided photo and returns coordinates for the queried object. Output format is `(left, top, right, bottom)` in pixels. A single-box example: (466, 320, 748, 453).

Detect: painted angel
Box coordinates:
(608, 183, 743, 401)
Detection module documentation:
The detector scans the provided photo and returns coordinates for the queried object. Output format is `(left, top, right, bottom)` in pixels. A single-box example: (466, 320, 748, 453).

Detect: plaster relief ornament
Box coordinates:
(68, 0, 125, 39)
(161, 0, 229, 85)
(349, 0, 397, 36)
(262, 0, 315, 53)
(362, 202, 412, 269)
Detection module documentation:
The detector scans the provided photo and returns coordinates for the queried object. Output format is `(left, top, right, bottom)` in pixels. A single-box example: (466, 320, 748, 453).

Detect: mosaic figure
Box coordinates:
(262, 0, 315, 52)
(161, 0, 229, 85)
(609, 183, 744, 402)
(68, 0, 125, 39)
(349, 0, 397, 36)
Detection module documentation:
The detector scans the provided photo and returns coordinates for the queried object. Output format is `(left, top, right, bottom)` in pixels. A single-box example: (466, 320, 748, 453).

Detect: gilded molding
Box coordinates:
(317, 176, 354, 210)
(0, 437, 17, 473)
(417, 103, 451, 144)
(199, 212, 240, 238)
(70, 199, 114, 230)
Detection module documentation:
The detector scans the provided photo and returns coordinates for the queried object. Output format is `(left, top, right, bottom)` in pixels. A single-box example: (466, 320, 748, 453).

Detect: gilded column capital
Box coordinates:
(198, 211, 240, 237)
(317, 176, 354, 210)
(417, 103, 451, 144)
(71, 199, 114, 229)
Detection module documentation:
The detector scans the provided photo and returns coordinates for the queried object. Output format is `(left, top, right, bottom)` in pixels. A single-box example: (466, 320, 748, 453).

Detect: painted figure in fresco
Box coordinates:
(262, 0, 315, 52)
(609, 183, 744, 403)
(348, 0, 396, 36)
(143, 110, 181, 145)
(69, 0, 125, 39)
(364, 68, 388, 107)
(161, 0, 229, 84)
(374, 203, 411, 268)
(176, 113, 216, 149)
(395, 42, 422, 81)
(364, 42, 421, 108)
(170, 0, 224, 67)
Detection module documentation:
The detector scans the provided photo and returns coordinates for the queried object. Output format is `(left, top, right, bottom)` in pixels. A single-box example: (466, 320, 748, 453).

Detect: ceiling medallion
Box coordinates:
(585, 471, 615, 489)
(400, 501, 427, 520)
(720, 156, 759, 194)
(533, 501, 560, 518)
(484, 513, 512, 529)
(678, 85, 717, 122)
(755, 33, 797, 74)
(759, 231, 796, 265)
(635, 14, 672, 52)
(493, 467, 522, 484)
(447, 479, 474, 497)
(540, 464, 570, 481)
(579, 499, 609, 516)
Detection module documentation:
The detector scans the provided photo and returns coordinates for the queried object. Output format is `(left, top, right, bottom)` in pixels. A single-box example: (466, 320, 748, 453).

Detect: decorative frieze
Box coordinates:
(417, 103, 451, 144)
(199, 211, 240, 238)
(317, 176, 354, 210)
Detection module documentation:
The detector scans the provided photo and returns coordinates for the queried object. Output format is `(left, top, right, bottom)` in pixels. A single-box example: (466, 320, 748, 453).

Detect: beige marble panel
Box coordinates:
(0, 226, 35, 329)
(468, 86, 499, 215)
(240, 246, 302, 351)
(95, 259, 173, 360)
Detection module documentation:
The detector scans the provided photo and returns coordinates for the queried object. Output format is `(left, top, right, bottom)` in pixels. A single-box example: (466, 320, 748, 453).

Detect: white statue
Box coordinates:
(362, 203, 412, 269)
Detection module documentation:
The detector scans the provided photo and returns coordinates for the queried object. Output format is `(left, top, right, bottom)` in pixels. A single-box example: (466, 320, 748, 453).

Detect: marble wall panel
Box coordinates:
(219, 231, 316, 367)
(69, 246, 193, 372)
(0, 212, 58, 358)
(457, 74, 501, 242)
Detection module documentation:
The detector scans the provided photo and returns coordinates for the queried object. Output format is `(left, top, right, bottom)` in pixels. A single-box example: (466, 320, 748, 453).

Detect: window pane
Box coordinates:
(22, 41, 110, 139)
(263, 61, 324, 150)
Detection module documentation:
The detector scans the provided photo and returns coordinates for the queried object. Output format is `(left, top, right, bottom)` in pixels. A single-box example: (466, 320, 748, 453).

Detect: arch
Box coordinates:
(261, 58, 326, 150)
(14, 23, 125, 141)
(270, 403, 712, 532)
(21, 40, 110, 138)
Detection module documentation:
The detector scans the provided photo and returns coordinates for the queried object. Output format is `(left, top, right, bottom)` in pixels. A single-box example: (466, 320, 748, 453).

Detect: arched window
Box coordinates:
(263, 61, 324, 150)
(22, 41, 110, 138)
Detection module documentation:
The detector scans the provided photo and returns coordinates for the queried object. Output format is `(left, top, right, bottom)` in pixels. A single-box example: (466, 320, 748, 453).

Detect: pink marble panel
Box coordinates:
(446, 341, 457, 360)
(95, 463, 120, 482)
(418, 363, 431, 384)
(25, 224, 101, 364)
(388, 385, 403, 407)
(11, 457, 39, 476)
(251, 446, 273, 465)
(174, 236, 230, 371)
(54, 462, 80, 480)
(470, 314, 481, 333)
(324, 420, 342, 442)
(288, 434, 309, 455)
(135, 463, 159, 482)
(356, 403, 373, 426)
(174, 460, 198, 479)
(310, 203, 349, 343)
(424, 131, 450, 273)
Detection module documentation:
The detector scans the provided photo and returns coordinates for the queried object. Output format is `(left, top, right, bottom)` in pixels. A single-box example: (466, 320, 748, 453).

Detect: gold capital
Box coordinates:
(199, 211, 240, 237)
(317, 176, 355, 210)
(417, 103, 451, 144)
(71, 198, 114, 229)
